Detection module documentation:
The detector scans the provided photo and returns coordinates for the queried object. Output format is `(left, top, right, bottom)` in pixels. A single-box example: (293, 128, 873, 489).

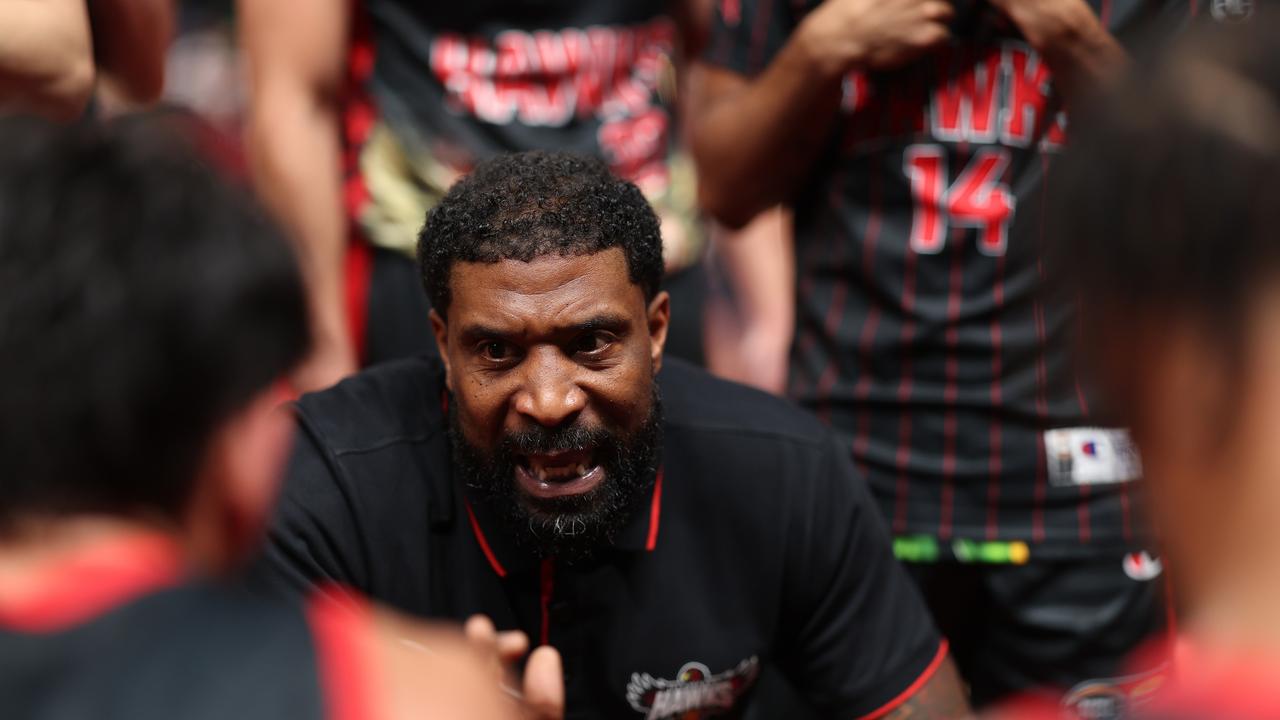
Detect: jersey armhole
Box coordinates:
(306, 586, 378, 720)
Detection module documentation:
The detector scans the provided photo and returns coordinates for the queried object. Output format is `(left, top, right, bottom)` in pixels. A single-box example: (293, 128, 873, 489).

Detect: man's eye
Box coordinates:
(480, 341, 512, 362)
(572, 332, 613, 356)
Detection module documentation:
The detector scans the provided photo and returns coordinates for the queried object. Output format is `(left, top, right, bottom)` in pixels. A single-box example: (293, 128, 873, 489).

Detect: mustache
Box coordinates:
(501, 422, 615, 457)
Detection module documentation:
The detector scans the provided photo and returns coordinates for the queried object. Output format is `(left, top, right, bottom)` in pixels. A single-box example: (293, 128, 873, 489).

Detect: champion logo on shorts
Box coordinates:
(1122, 551, 1163, 582)
(626, 657, 758, 719)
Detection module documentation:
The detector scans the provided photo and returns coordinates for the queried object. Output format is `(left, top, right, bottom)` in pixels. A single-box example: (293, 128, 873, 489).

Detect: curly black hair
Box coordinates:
(417, 151, 664, 314)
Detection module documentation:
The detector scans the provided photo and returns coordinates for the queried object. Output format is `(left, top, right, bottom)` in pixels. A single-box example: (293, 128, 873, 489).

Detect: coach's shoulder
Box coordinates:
(293, 355, 448, 453)
(657, 358, 827, 446)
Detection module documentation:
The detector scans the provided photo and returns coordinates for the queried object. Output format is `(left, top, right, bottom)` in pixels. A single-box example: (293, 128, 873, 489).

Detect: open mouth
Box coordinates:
(514, 447, 605, 499)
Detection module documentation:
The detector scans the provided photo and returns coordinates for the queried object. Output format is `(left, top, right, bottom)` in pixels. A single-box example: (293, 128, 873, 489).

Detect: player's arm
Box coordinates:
(88, 0, 174, 105)
(985, 0, 1126, 101)
(778, 434, 971, 718)
(703, 207, 793, 394)
(239, 0, 357, 393)
(0, 0, 94, 120)
(689, 0, 953, 229)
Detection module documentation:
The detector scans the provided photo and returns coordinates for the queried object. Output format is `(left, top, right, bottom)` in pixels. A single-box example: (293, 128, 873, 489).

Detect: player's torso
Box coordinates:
(785, 0, 1186, 547)
(346, 0, 698, 262)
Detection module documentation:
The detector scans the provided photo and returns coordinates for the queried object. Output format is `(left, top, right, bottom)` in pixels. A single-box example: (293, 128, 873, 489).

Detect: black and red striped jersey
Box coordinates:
(340, 0, 704, 272)
(0, 534, 367, 720)
(704, 0, 1194, 556)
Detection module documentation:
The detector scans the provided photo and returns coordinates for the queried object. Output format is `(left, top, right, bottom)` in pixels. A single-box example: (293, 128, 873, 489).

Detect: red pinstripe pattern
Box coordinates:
(893, 255, 919, 534)
(1031, 152, 1053, 543)
(986, 256, 1006, 539)
(814, 173, 851, 422)
(852, 156, 884, 476)
(939, 227, 965, 539)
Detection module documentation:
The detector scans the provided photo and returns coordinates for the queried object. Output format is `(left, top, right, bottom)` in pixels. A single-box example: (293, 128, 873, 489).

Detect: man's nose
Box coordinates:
(513, 347, 587, 427)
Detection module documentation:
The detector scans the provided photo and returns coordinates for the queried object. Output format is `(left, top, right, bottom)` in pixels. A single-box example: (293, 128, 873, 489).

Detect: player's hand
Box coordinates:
(984, 0, 1100, 53)
(796, 0, 953, 77)
(465, 615, 564, 720)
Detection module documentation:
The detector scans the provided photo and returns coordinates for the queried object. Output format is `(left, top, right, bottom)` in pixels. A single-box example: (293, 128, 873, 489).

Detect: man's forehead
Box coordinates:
(446, 247, 644, 323)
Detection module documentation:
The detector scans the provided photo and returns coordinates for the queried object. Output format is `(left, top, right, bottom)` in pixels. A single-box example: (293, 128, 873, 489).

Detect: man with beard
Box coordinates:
(255, 151, 970, 718)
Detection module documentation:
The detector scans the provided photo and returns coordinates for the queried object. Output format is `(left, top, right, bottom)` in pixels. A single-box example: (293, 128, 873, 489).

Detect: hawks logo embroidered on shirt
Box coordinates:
(626, 656, 759, 719)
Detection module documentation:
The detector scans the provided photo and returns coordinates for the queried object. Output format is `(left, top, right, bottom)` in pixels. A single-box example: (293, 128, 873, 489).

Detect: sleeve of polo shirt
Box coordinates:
(776, 433, 945, 717)
(701, 0, 803, 77)
(247, 417, 370, 601)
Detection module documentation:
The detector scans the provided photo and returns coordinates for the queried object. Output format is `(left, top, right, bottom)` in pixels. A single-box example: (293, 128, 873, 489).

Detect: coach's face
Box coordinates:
(431, 247, 669, 558)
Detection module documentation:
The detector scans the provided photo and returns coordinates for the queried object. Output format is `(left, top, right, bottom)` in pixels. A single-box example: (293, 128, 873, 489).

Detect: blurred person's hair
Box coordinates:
(1050, 9, 1280, 363)
(417, 150, 665, 314)
(0, 114, 309, 530)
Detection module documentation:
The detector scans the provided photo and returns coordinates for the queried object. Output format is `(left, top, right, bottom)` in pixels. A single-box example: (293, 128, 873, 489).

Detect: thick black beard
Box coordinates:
(448, 390, 662, 566)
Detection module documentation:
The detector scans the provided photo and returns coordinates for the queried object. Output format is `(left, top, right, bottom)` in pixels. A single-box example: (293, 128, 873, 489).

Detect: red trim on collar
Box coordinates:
(464, 500, 507, 578)
(855, 640, 950, 720)
(645, 468, 664, 552)
(0, 532, 184, 632)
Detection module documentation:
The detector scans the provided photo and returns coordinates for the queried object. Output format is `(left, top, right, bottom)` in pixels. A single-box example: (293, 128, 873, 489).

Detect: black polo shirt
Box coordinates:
(255, 356, 944, 719)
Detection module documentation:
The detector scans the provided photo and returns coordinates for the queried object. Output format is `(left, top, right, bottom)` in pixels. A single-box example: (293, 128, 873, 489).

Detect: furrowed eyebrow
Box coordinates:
(569, 314, 630, 335)
(458, 324, 519, 345)
(456, 314, 629, 345)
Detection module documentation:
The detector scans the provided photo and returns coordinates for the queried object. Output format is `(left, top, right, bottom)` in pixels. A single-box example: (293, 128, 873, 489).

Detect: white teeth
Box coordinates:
(575, 463, 587, 476)
(534, 466, 548, 483)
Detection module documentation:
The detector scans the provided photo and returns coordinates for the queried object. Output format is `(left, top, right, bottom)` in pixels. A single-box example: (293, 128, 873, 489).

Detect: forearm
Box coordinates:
(89, 0, 174, 104)
(1040, 18, 1125, 102)
(246, 88, 350, 356)
(691, 31, 844, 228)
(715, 208, 794, 339)
(999, 0, 1127, 104)
(0, 0, 93, 119)
(704, 208, 794, 393)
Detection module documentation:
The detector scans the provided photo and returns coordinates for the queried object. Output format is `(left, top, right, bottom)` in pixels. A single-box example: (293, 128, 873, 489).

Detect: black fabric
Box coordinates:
(366, 245, 437, 366)
(253, 355, 942, 719)
(702, 0, 1192, 553)
(906, 556, 1167, 709)
(0, 583, 327, 720)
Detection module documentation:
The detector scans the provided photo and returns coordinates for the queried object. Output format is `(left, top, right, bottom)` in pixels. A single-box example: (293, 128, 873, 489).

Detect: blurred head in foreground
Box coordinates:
(0, 114, 309, 569)
(1052, 11, 1280, 650)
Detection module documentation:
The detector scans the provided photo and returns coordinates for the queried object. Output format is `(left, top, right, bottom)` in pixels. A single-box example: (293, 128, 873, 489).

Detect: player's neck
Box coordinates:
(0, 515, 185, 607)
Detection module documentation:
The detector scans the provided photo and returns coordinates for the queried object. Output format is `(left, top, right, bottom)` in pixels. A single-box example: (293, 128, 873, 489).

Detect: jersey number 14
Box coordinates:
(905, 145, 1015, 256)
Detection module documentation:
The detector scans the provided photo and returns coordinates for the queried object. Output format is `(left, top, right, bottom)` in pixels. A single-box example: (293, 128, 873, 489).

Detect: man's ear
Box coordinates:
(430, 308, 453, 391)
(646, 291, 670, 374)
(192, 385, 295, 572)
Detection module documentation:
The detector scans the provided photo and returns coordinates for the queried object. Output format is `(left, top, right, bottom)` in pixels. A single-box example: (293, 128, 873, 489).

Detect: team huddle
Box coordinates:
(0, 1, 1278, 719)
